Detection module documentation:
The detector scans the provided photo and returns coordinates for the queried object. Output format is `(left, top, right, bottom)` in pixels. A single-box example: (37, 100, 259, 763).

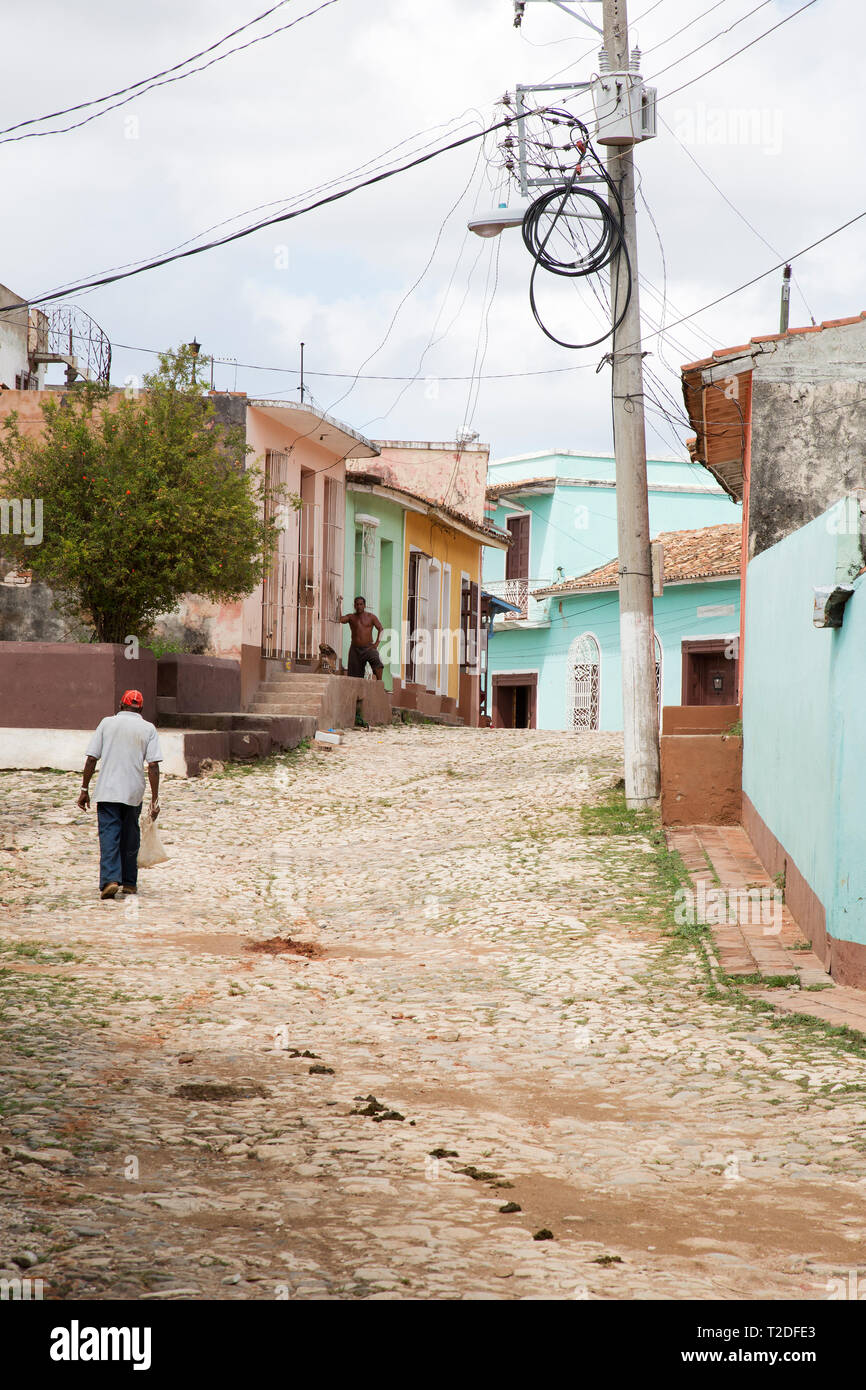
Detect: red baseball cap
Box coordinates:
(121, 689, 144, 710)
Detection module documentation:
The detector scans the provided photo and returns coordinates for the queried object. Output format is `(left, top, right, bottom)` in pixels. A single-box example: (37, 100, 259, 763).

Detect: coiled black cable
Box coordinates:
(520, 133, 632, 351)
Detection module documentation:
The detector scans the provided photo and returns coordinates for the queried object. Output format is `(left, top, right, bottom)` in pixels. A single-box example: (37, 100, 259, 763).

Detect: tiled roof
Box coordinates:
(486, 476, 557, 498)
(348, 472, 510, 544)
(680, 312, 866, 502)
(533, 523, 741, 597)
(680, 312, 866, 373)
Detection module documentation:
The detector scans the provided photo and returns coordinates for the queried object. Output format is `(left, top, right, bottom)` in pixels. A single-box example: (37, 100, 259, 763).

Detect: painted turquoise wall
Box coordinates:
(485, 450, 742, 727)
(489, 580, 740, 730)
(343, 490, 405, 689)
(742, 497, 866, 946)
(484, 452, 740, 590)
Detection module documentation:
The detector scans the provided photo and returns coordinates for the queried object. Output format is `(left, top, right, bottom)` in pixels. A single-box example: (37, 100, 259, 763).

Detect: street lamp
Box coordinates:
(188, 338, 201, 386)
(468, 204, 527, 238)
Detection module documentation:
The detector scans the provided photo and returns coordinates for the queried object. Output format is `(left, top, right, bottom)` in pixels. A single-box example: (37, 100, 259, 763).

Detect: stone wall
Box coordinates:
(157, 653, 241, 715)
(0, 642, 157, 728)
(749, 320, 866, 559)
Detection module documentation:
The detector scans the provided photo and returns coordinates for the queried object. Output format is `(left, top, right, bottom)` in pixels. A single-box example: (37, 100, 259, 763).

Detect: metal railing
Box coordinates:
(485, 577, 529, 618)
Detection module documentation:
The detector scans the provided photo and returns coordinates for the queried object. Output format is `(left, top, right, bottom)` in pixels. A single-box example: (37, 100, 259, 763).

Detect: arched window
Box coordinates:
(567, 632, 601, 731)
(654, 632, 663, 722)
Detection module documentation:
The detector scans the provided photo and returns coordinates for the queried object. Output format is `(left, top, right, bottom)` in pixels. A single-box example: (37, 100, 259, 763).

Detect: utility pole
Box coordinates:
(779, 263, 792, 333)
(602, 0, 660, 807)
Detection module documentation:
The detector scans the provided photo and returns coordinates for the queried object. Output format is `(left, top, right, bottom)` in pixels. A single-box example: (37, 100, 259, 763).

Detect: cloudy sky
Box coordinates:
(1, 0, 858, 461)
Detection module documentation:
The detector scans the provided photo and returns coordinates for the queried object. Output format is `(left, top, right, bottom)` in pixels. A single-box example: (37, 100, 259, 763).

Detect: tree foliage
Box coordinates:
(0, 346, 287, 643)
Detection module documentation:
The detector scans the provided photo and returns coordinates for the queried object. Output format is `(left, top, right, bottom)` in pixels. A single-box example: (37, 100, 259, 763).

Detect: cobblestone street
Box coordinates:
(2, 726, 866, 1301)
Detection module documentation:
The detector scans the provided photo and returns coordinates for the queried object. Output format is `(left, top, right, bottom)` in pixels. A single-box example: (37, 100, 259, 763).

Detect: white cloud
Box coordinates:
(0, 0, 859, 457)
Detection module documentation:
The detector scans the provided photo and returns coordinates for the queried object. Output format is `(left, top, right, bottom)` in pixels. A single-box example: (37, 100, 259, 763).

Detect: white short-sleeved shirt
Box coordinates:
(86, 711, 163, 806)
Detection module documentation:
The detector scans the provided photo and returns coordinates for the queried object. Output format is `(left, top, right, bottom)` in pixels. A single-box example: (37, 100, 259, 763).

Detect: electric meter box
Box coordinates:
(591, 73, 657, 145)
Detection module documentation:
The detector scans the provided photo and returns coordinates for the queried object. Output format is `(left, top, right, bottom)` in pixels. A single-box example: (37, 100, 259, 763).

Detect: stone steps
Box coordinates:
(157, 710, 317, 753)
(252, 688, 326, 706)
(246, 672, 392, 731)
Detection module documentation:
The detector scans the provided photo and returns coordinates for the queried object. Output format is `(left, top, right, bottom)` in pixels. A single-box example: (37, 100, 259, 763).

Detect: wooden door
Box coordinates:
(492, 674, 537, 729)
(506, 515, 530, 580)
(406, 551, 420, 684)
(261, 448, 298, 660)
(682, 640, 738, 705)
(426, 564, 440, 692)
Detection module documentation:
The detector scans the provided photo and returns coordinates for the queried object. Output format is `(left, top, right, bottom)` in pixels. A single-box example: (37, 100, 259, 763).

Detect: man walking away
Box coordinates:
(340, 596, 384, 680)
(78, 689, 163, 899)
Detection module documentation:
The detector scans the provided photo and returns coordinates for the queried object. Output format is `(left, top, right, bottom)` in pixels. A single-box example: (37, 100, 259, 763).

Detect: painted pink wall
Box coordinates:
(358, 442, 490, 525)
(206, 405, 349, 659)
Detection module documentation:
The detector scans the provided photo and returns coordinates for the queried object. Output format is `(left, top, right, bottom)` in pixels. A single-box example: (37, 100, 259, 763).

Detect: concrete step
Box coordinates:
(254, 689, 324, 706)
(263, 673, 331, 682)
(248, 695, 322, 708)
(158, 710, 317, 750)
(256, 681, 331, 694)
(247, 703, 321, 717)
(261, 673, 332, 684)
(230, 729, 274, 760)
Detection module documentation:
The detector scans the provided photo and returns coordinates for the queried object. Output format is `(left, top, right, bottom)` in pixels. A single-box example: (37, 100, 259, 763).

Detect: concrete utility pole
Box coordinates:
(603, 0, 660, 807)
(779, 263, 792, 333)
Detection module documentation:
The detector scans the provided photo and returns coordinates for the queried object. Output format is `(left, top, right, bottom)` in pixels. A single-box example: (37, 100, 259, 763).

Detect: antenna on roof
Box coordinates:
(456, 428, 480, 447)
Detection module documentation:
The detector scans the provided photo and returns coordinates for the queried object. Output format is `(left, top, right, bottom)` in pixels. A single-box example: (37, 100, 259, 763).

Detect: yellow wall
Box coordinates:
(403, 511, 482, 700)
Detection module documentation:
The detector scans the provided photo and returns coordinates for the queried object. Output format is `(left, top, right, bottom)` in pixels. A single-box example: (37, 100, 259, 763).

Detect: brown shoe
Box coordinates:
(100, 883, 120, 899)
(121, 885, 137, 895)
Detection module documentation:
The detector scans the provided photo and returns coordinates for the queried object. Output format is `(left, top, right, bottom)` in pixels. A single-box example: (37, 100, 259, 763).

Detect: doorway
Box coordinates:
(492, 672, 538, 728)
(681, 638, 738, 705)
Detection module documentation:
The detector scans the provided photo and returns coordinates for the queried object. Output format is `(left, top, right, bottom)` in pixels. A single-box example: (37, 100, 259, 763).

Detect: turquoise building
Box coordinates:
(483, 451, 742, 729)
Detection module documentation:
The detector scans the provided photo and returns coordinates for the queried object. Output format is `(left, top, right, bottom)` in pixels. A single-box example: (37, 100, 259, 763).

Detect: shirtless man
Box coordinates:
(340, 596, 384, 680)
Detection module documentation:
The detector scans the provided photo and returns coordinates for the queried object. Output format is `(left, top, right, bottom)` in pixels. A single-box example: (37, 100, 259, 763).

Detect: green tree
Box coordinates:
(0, 346, 289, 644)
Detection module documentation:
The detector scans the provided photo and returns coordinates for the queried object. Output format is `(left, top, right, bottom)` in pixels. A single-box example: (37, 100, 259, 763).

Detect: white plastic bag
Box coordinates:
(138, 809, 169, 869)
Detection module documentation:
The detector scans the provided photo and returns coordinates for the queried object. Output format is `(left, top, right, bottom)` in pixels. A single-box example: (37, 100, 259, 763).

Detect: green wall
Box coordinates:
(343, 490, 405, 689)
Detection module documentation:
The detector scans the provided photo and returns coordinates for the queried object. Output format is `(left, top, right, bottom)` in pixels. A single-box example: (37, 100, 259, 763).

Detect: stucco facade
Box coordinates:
(742, 496, 866, 985)
(403, 507, 482, 709)
(343, 483, 406, 691)
(176, 396, 379, 705)
(346, 446, 507, 726)
(489, 578, 740, 731)
(372, 440, 489, 526)
(682, 311, 866, 702)
(483, 451, 740, 729)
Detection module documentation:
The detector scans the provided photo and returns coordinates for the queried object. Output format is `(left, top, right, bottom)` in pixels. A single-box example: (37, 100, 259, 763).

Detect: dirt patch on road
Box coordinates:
(173, 1081, 271, 1102)
(244, 937, 323, 959)
(494, 1171, 866, 1267)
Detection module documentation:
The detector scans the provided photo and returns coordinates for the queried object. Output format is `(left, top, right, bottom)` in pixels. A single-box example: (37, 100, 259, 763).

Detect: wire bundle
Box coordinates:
(515, 112, 631, 350)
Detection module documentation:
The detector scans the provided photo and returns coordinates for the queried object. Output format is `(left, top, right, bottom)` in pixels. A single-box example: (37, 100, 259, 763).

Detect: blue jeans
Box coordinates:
(97, 802, 142, 890)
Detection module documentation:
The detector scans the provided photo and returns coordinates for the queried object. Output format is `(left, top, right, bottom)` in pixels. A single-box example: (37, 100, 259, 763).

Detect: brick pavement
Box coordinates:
(667, 824, 866, 1033)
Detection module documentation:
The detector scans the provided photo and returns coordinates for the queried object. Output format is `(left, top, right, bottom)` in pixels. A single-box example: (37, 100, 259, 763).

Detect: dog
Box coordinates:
(314, 643, 340, 675)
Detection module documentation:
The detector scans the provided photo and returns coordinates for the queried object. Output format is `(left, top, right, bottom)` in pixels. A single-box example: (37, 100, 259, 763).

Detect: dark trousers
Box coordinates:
(97, 802, 142, 890)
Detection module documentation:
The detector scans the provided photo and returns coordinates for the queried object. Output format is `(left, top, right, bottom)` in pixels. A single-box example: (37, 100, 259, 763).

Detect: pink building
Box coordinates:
(169, 395, 379, 705)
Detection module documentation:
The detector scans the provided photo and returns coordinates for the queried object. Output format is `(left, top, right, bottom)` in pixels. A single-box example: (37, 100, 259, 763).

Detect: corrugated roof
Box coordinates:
(534, 523, 741, 596)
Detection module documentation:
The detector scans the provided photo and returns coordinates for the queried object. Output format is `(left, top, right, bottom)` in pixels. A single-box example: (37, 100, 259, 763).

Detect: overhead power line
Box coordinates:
(0, 0, 341, 144)
(16, 0, 819, 312)
(0, 113, 533, 313)
(107, 198, 866, 383)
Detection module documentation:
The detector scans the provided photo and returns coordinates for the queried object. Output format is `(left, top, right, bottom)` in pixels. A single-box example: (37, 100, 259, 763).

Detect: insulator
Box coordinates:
(630, 46, 641, 72)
